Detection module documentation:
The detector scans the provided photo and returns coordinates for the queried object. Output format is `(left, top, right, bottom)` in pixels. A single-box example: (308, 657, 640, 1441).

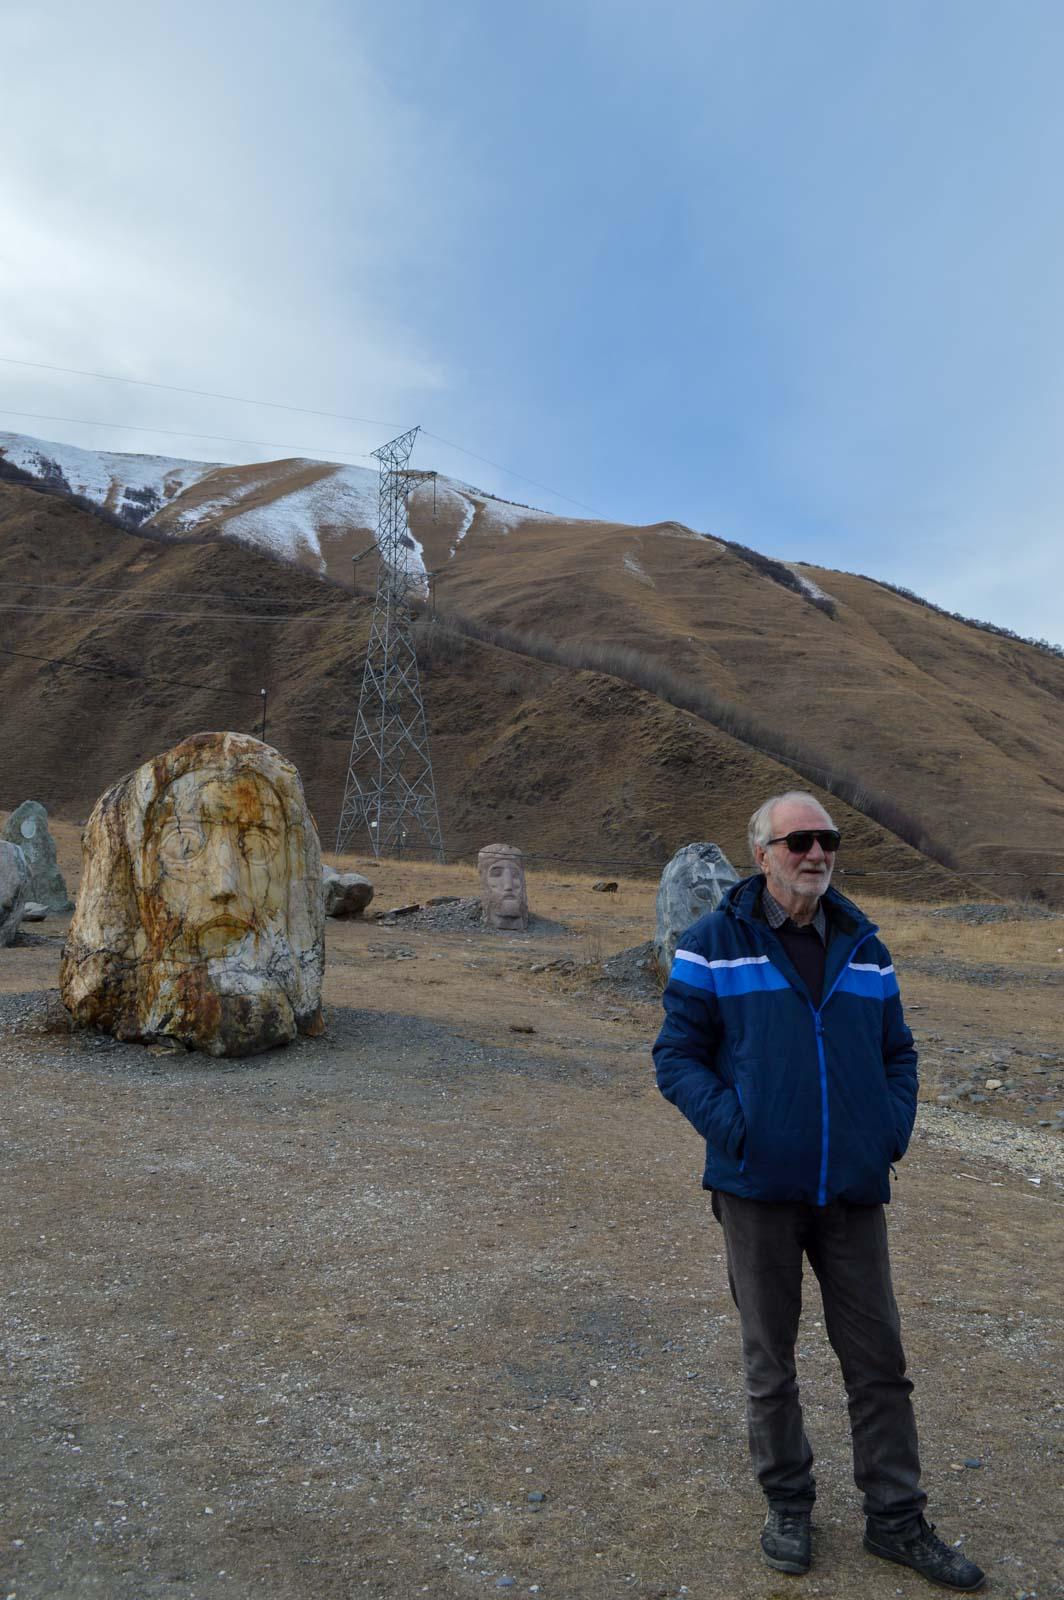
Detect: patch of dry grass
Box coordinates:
(861, 895, 1063, 969)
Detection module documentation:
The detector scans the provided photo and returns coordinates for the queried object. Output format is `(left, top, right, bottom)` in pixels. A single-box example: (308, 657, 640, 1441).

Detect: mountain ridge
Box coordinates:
(1, 432, 1061, 904)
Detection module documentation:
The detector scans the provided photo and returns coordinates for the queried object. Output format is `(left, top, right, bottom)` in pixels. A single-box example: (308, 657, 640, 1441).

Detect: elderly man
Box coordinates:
(653, 791, 984, 1591)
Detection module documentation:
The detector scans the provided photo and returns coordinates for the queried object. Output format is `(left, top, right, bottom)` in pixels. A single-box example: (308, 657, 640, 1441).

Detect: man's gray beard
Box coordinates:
(793, 869, 831, 898)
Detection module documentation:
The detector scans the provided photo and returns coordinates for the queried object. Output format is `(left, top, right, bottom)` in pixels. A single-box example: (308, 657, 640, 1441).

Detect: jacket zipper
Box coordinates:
(808, 930, 875, 1206)
(724, 890, 885, 1201)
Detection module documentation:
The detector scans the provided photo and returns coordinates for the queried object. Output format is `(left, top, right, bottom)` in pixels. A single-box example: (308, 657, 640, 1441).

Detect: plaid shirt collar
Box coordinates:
(762, 886, 828, 943)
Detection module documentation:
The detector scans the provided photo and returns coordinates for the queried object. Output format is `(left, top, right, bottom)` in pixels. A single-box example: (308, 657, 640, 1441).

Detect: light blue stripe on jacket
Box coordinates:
(836, 961, 900, 1000)
(672, 949, 791, 997)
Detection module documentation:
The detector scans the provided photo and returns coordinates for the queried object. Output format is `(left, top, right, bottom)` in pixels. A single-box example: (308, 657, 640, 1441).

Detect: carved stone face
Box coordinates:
(139, 770, 289, 960)
(654, 841, 740, 977)
(60, 732, 325, 1057)
(477, 843, 529, 931)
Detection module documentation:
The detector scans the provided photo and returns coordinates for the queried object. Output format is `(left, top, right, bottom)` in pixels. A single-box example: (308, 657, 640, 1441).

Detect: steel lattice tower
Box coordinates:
(335, 426, 445, 861)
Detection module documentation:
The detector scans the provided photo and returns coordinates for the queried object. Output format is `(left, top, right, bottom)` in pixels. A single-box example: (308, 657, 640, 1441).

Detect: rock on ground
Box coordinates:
(0, 840, 29, 947)
(654, 841, 739, 975)
(323, 864, 374, 917)
(60, 731, 325, 1057)
(1, 800, 72, 912)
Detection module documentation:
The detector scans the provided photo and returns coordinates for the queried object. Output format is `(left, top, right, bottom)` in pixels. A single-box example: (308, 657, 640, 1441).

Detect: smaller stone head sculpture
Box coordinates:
(654, 841, 740, 977)
(477, 842, 529, 931)
(60, 732, 325, 1056)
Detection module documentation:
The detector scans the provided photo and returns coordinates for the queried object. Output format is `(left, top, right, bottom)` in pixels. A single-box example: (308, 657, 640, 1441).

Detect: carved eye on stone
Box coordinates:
(157, 822, 206, 866)
(242, 826, 278, 866)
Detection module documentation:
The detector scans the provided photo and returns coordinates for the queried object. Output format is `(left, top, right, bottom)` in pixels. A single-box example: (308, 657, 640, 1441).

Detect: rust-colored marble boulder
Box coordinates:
(60, 732, 325, 1056)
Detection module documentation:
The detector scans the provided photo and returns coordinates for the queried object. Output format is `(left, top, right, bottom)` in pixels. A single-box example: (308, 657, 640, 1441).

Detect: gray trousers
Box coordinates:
(712, 1190, 926, 1533)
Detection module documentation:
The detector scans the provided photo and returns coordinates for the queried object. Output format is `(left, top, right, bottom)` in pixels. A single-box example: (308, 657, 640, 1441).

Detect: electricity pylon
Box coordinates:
(335, 426, 445, 861)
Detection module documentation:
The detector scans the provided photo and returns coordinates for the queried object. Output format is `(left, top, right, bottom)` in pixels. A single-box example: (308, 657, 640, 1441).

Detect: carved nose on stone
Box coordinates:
(208, 834, 244, 900)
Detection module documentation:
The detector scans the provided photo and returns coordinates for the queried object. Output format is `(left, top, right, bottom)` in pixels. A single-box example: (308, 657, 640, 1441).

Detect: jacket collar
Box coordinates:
(724, 873, 872, 934)
(723, 874, 878, 1008)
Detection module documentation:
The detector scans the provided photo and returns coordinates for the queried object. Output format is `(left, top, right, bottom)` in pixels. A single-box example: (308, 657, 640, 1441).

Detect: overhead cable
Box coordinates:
(0, 575, 345, 607)
(421, 429, 602, 516)
(0, 408, 375, 461)
(0, 644, 264, 697)
(0, 354, 600, 514)
(0, 601, 338, 622)
(0, 354, 401, 430)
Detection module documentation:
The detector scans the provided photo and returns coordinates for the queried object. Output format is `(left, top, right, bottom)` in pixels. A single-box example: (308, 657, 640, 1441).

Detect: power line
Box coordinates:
(0, 354, 601, 515)
(421, 430, 603, 516)
(0, 601, 337, 622)
(0, 575, 343, 607)
(0, 644, 265, 698)
(0, 408, 375, 461)
(0, 354, 401, 430)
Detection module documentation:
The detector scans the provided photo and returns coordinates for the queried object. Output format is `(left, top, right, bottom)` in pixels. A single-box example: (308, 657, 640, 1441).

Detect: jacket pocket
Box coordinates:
(734, 1083, 749, 1169)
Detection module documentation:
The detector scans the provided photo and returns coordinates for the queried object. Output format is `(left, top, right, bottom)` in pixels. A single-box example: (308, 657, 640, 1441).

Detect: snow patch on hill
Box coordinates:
(623, 549, 654, 587)
(0, 431, 210, 525)
(786, 563, 837, 606)
(0, 429, 591, 576)
(456, 485, 571, 533)
(171, 463, 383, 571)
(410, 482, 476, 559)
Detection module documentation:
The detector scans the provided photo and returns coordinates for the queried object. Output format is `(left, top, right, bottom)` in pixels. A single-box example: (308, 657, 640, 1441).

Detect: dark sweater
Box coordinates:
(773, 919, 828, 1008)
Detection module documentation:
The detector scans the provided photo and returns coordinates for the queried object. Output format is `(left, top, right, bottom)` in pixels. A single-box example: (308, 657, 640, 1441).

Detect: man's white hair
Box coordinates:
(747, 791, 835, 859)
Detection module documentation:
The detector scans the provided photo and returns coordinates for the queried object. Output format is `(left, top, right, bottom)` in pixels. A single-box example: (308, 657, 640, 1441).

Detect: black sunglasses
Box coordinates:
(765, 829, 841, 854)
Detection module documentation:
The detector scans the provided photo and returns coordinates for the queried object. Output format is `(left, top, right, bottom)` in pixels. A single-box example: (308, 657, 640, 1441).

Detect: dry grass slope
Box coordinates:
(1, 476, 1059, 904)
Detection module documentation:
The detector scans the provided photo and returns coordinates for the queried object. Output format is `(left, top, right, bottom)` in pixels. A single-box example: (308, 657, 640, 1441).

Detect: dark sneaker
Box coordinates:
(864, 1516, 985, 1591)
(760, 1508, 811, 1574)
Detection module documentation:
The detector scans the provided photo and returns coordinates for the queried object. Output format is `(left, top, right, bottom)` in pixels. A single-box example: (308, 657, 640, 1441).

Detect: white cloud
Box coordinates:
(0, 0, 451, 462)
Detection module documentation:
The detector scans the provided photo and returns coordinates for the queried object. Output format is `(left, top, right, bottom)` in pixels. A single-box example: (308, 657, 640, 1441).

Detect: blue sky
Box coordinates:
(2, 0, 1062, 643)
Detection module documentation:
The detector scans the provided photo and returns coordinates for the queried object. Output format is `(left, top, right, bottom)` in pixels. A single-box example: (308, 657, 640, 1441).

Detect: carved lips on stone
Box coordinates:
(60, 732, 326, 1057)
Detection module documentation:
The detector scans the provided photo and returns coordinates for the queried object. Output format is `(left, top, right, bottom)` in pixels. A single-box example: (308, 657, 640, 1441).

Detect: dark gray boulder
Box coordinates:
(1, 801, 72, 912)
(653, 842, 740, 977)
(0, 841, 29, 946)
(323, 864, 374, 917)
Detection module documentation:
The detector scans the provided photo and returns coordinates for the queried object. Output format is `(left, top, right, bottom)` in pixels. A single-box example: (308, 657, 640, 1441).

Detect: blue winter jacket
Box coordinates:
(653, 874, 918, 1206)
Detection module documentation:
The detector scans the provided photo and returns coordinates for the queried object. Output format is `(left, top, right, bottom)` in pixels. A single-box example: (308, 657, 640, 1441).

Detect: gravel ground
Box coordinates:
(599, 941, 661, 1002)
(899, 955, 1063, 987)
(373, 896, 570, 937)
(2, 874, 1062, 1600)
(930, 901, 1063, 925)
(912, 1103, 1064, 1183)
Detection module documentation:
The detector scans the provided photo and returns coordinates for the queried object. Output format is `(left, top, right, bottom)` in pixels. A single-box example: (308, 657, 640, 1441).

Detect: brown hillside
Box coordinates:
(0, 481, 966, 898)
(415, 506, 1064, 899)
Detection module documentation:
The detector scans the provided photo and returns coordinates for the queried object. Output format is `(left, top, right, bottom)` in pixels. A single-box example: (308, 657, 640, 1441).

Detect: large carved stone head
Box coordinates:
(477, 842, 529, 931)
(60, 732, 325, 1056)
